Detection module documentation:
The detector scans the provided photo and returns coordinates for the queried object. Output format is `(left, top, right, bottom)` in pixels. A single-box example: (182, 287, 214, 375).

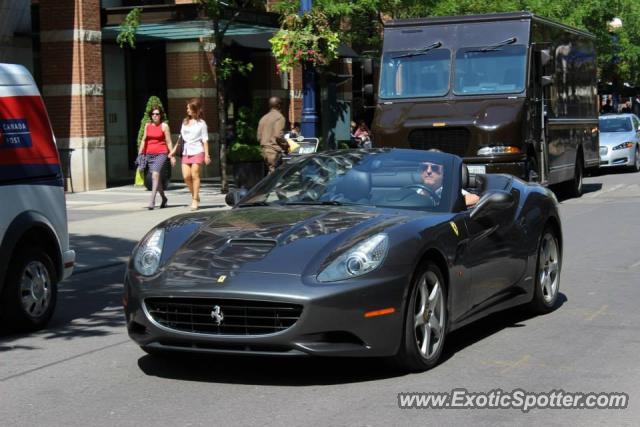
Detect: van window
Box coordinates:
(379, 49, 450, 99)
(453, 45, 526, 95)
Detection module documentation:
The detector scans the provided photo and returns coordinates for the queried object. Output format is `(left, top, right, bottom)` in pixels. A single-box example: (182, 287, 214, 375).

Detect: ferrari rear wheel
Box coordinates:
(529, 228, 561, 314)
(394, 262, 447, 372)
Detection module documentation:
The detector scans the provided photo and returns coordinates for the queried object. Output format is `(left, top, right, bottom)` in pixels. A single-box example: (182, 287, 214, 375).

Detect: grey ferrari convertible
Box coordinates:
(124, 149, 562, 371)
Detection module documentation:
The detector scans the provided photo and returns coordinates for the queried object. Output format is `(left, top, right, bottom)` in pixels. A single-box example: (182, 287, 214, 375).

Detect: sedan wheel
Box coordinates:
(393, 262, 447, 371)
(529, 229, 561, 314)
(632, 146, 640, 172)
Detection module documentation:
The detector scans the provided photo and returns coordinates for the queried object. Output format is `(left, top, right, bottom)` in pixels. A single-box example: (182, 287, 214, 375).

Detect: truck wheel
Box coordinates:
(563, 157, 583, 198)
(0, 247, 58, 332)
(526, 155, 539, 182)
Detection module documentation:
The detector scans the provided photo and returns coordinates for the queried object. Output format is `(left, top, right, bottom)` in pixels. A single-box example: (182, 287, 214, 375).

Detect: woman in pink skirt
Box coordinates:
(169, 99, 210, 210)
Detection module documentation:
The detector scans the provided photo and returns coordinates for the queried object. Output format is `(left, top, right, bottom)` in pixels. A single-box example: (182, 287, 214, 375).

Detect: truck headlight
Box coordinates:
(318, 234, 389, 282)
(477, 145, 521, 156)
(133, 228, 165, 276)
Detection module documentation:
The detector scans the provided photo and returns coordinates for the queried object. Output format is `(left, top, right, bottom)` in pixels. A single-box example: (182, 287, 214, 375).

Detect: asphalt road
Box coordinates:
(1, 171, 639, 426)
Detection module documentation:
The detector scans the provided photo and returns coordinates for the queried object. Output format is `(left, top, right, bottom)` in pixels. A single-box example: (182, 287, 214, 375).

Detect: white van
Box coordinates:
(0, 63, 75, 331)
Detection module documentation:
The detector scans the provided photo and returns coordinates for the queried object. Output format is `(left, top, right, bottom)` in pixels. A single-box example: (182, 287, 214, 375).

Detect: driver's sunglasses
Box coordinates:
(419, 162, 443, 174)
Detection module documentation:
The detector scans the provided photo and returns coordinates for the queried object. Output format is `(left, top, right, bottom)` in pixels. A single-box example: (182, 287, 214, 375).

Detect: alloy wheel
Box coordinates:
(413, 270, 445, 359)
(538, 233, 560, 303)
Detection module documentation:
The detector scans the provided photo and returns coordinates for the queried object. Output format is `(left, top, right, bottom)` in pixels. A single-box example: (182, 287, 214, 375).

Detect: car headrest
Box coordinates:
(335, 170, 371, 202)
(462, 164, 479, 189)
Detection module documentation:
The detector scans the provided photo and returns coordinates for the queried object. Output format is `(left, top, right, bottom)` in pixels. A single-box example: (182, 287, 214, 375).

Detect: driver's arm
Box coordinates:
(462, 189, 480, 208)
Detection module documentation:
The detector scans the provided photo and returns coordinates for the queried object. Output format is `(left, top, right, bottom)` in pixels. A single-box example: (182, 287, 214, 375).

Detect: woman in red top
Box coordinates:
(139, 106, 175, 209)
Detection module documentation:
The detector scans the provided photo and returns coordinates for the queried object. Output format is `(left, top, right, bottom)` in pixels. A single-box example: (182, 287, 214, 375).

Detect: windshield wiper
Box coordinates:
(465, 37, 517, 53)
(392, 41, 442, 59)
(237, 201, 270, 207)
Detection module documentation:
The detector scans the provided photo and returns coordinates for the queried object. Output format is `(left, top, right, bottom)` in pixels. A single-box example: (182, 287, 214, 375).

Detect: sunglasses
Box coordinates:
(151, 112, 161, 116)
(419, 162, 443, 174)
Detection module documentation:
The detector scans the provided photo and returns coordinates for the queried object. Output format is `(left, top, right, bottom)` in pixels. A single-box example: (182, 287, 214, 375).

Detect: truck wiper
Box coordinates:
(466, 37, 517, 53)
(392, 41, 442, 59)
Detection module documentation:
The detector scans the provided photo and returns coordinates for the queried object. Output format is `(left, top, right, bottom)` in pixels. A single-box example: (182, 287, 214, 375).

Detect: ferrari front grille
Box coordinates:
(144, 297, 303, 335)
(408, 128, 470, 156)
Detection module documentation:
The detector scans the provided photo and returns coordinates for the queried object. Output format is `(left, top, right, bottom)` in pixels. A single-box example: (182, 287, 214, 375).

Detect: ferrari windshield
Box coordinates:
(242, 149, 455, 211)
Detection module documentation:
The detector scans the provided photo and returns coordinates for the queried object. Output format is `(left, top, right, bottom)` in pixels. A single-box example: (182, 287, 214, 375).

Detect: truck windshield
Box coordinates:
(453, 45, 527, 95)
(379, 49, 450, 98)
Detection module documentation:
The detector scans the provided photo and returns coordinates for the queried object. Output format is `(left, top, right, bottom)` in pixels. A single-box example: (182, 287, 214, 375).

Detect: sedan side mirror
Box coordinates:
(470, 190, 515, 221)
(225, 189, 247, 207)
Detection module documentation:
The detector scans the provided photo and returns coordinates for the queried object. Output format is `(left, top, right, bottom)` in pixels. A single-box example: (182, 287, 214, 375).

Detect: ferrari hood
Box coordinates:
(161, 206, 411, 277)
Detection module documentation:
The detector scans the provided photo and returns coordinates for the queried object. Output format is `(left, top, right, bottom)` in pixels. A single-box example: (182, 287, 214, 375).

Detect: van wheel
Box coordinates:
(0, 248, 58, 332)
(392, 262, 447, 372)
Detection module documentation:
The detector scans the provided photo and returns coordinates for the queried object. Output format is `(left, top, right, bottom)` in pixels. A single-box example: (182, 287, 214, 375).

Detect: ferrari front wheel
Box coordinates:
(394, 262, 447, 372)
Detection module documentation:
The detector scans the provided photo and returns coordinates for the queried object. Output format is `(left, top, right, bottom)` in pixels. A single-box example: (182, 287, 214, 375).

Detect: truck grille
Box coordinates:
(408, 128, 470, 156)
(145, 297, 303, 336)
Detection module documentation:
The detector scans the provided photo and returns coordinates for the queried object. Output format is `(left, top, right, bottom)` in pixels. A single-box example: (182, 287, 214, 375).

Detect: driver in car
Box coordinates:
(417, 161, 480, 208)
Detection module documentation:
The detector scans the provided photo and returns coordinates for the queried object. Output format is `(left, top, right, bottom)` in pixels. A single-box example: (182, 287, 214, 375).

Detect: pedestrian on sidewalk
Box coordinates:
(257, 97, 288, 174)
(139, 105, 175, 210)
(170, 98, 210, 211)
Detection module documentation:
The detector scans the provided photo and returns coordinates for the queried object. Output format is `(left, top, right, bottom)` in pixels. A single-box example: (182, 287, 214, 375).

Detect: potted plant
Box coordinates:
(228, 105, 264, 189)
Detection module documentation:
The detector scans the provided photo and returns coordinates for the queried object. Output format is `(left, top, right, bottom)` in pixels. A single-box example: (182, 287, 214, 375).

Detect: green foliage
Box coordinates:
(116, 7, 141, 49)
(228, 103, 262, 162)
(137, 96, 165, 149)
(219, 58, 254, 81)
(272, 0, 640, 85)
(228, 142, 263, 162)
(270, 10, 340, 72)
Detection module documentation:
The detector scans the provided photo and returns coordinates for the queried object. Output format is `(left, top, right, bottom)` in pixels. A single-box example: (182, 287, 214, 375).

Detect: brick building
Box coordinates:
(1, 0, 354, 191)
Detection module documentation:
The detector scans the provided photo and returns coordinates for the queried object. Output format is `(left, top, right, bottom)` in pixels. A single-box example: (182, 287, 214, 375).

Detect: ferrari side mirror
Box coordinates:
(225, 189, 247, 207)
(470, 190, 515, 221)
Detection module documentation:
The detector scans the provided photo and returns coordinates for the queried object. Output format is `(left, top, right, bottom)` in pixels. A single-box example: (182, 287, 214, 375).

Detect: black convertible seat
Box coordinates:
(334, 169, 371, 202)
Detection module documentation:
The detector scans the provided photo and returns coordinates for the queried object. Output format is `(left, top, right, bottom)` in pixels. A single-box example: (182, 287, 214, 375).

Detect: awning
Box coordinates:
(102, 19, 275, 42)
(103, 20, 359, 57)
(224, 32, 359, 58)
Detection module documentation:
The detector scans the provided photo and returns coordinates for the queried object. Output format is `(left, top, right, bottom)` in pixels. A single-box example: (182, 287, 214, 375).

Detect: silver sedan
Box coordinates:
(599, 113, 640, 172)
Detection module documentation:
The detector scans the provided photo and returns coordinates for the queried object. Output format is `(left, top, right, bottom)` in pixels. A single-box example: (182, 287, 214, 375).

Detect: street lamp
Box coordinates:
(608, 17, 623, 105)
(299, 0, 318, 137)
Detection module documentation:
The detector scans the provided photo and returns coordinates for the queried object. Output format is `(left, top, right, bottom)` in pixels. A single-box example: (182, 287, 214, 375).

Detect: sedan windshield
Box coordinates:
(379, 49, 451, 98)
(599, 117, 633, 132)
(453, 45, 526, 95)
(242, 149, 455, 211)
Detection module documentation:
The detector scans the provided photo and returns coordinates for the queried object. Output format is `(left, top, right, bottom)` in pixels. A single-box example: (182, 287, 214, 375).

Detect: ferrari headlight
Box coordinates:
(318, 234, 389, 282)
(133, 228, 165, 276)
(612, 142, 634, 150)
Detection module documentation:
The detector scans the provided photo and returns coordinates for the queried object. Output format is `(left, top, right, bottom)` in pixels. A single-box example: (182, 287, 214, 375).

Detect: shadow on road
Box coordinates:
(442, 292, 568, 364)
(0, 235, 131, 348)
(136, 293, 568, 386)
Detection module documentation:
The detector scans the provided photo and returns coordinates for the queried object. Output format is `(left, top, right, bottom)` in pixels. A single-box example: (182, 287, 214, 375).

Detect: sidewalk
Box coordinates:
(66, 181, 231, 273)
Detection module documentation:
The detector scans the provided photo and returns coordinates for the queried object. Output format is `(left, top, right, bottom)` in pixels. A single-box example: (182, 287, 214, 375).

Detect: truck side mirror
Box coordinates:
(362, 58, 373, 77)
(539, 49, 552, 67)
(363, 83, 374, 102)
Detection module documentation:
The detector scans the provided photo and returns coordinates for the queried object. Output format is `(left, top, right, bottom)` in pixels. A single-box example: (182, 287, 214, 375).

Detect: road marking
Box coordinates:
(585, 304, 608, 322)
(484, 354, 532, 374)
(629, 259, 640, 269)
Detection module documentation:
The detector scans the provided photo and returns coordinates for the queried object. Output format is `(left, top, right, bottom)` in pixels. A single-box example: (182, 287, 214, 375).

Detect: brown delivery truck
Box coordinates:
(371, 12, 599, 196)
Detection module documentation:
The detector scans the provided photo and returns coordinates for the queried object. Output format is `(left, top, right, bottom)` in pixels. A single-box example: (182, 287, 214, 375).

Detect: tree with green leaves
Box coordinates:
(272, 0, 640, 86)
